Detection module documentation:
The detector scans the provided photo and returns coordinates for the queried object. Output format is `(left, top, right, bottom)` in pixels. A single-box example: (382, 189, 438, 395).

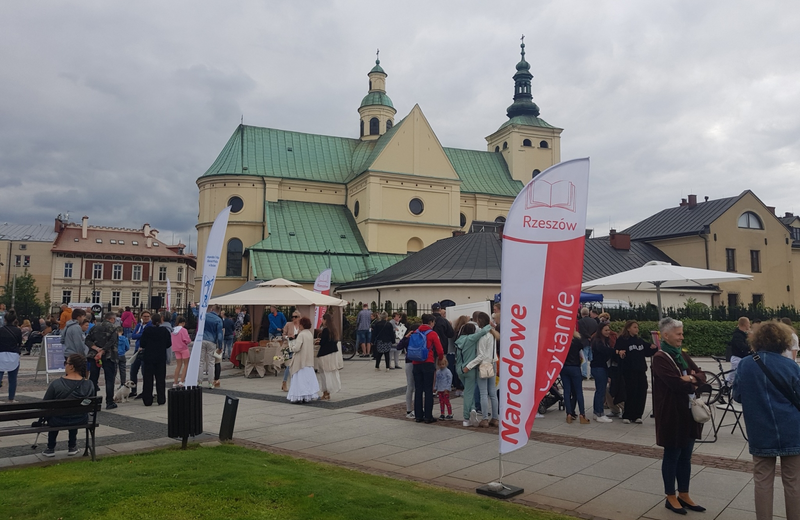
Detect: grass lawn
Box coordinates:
(0, 444, 573, 520)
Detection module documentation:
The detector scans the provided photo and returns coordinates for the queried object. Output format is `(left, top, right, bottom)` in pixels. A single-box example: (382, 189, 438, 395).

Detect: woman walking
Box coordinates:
(140, 313, 172, 406)
(287, 317, 319, 403)
(591, 323, 615, 423)
(616, 320, 657, 424)
(733, 321, 800, 520)
(316, 314, 341, 400)
(652, 317, 706, 515)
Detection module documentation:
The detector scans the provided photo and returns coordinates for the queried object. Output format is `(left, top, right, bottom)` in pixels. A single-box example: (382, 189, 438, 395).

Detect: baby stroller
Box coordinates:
(537, 377, 564, 415)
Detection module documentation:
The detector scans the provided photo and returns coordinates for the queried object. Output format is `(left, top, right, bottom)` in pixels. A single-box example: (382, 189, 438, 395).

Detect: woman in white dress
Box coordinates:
(286, 317, 319, 403)
(316, 313, 341, 400)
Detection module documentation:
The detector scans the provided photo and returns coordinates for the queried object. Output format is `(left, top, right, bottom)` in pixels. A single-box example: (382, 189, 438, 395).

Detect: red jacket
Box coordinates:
(412, 324, 444, 364)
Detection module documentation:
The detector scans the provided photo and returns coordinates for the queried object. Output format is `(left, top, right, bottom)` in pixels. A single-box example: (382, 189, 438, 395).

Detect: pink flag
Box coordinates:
(313, 268, 332, 329)
(499, 158, 590, 454)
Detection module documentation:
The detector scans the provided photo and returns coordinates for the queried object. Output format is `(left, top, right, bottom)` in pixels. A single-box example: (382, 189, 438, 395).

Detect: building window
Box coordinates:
(354, 200, 360, 218)
(540, 140, 549, 148)
(409, 198, 424, 216)
(226, 238, 243, 277)
(158, 266, 167, 281)
(92, 290, 101, 304)
(176, 291, 182, 308)
(494, 146, 500, 152)
(177, 267, 183, 282)
(111, 291, 121, 307)
(495, 216, 506, 223)
(523, 139, 532, 147)
(752, 294, 763, 306)
(360, 120, 364, 137)
(228, 196, 244, 213)
(132, 265, 142, 281)
(405, 300, 418, 317)
(502, 142, 508, 150)
(14, 255, 21, 267)
(112, 264, 123, 280)
(158, 292, 166, 309)
(62, 290, 72, 304)
(64, 262, 73, 278)
(750, 250, 761, 273)
(791, 228, 800, 241)
(19, 244, 27, 250)
(727, 293, 739, 308)
(532, 169, 541, 178)
(131, 291, 140, 308)
(369, 117, 379, 135)
(23, 255, 30, 267)
(460, 213, 467, 227)
(93, 263, 103, 279)
(737, 211, 763, 229)
(386, 120, 393, 130)
(725, 248, 736, 272)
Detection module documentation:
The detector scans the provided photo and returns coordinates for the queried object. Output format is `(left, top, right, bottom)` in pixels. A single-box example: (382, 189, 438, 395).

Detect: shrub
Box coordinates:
(609, 320, 736, 357)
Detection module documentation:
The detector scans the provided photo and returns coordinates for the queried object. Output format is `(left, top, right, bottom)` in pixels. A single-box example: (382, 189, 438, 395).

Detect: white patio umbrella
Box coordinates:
(581, 261, 753, 319)
(209, 278, 347, 307)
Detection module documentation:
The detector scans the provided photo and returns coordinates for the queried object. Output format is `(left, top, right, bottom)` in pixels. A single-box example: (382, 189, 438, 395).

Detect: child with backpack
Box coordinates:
(434, 356, 453, 420)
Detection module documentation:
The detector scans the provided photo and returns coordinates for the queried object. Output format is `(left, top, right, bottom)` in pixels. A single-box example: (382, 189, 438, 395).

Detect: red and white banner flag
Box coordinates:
(499, 158, 589, 454)
(313, 268, 332, 329)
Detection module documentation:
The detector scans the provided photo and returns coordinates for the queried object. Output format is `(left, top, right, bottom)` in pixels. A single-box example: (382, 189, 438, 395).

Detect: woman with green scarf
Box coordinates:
(652, 317, 707, 515)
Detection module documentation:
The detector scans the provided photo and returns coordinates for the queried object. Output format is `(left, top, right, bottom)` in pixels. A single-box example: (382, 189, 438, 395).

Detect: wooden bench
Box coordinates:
(0, 397, 103, 461)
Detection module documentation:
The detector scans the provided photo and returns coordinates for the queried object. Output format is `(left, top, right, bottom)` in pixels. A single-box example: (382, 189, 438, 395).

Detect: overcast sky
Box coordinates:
(1, 1, 798, 251)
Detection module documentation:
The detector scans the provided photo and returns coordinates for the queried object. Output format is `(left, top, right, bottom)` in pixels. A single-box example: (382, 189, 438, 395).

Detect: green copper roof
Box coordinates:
(443, 148, 523, 197)
(360, 91, 394, 108)
(246, 200, 405, 284)
(497, 114, 556, 131)
(370, 59, 385, 74)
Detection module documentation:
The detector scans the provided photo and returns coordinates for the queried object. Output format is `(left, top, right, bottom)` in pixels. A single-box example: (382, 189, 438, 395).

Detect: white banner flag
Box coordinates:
(499, 158, 590, 454)
(184, 206, 232, 387)
(166, 278, 172, 311)
(313, 268, 332, 329)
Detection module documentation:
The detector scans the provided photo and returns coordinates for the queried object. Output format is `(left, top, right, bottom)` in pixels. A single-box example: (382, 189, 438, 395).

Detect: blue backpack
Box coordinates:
(407, 330, 432, 362)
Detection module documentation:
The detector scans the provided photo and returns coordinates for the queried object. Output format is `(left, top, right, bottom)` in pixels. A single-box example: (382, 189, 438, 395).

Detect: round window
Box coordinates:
(409, 198, 424, 216)
(460, 213, 467, 227)
(495, 216, 506, 223)
(228, 196, 244, 213)
(354, 200, 360, 218)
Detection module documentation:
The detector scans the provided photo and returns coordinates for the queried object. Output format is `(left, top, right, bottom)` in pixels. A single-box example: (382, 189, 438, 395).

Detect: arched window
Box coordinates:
(523, 139, 532, 147)
(494, 146, 500, 152)
(495, 216, 506, 223)
(502, 141, 508, 150)
(369, 80, 372, 90)
(226, 238, 243, 277)
(406, 300, 418, 317)
(369, 117, 380, 135)
(460, 213, 467, 227)
(354, 200, 360, 218)
(383, 300, 393, 314)
(532, 169, 541, 178)
(540, 140, 549, 148)
(360, 120, 364, 137)
(738, 211, 764, 229)
(407, 237, 423, 253)
(386, 120, 393, 130)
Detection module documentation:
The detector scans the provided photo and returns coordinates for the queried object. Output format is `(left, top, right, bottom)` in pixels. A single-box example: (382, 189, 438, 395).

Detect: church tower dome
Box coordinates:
(358, 51, 397, 141)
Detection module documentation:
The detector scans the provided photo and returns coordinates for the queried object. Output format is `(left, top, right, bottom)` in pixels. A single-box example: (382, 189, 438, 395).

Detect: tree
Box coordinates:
(0, 269, 44, 320)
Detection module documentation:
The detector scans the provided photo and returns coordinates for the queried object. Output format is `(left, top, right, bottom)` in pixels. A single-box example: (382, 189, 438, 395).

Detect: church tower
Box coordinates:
(486, 38, 563, 185)
(358, 53, 397, 141)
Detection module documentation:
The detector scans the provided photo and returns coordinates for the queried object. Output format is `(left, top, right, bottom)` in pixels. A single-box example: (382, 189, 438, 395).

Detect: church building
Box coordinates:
(196, 42, 562, 296)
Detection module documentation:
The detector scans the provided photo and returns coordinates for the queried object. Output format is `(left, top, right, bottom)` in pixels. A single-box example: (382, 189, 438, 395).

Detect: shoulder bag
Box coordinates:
(752, 352, 800, 412)
(662, 352, 712, 424)
(478, 336, 497, 379)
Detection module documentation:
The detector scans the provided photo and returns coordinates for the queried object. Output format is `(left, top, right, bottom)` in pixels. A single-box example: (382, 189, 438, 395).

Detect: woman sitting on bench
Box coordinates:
(42, 353, 96, 458)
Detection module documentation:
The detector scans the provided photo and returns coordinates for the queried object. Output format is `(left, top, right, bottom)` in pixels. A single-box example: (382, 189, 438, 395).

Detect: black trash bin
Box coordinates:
(168, 386, 203, 449)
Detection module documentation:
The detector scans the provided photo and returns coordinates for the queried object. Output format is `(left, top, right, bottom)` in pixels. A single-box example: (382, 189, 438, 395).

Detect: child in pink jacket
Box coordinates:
(171, 316, 192, 387)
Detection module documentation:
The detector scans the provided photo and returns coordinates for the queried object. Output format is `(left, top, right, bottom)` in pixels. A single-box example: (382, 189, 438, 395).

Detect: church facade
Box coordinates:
(196, 42, 562, 296)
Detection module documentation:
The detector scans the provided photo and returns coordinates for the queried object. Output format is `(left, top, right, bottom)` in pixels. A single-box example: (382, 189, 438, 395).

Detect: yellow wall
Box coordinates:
(0, 240, 53, 301)
(485, 124, 562, 185)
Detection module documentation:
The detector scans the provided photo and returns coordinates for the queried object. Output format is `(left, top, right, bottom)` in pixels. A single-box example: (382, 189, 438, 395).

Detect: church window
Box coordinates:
(532, 169, 541, 178)
(228, 196, 244, 213)
(369, 80, 372, 90)
(460, 213, 467, 227)
(369, 117, 379, 135)
(226, 238, 243, 277)
(409, 198, 424, 216)
(523, 139, 532, 147)
(354, 200, 360, 218)
(386, 120, 393, 130)
(502, 142, 508, 150)
(405, 300, 418, 317)
(495, 216, 506, 223)
(494, 146, 500, 152)
(738, 211, 763, 230)
(540, 140, 549, 148)
(360, 120, 364, 137)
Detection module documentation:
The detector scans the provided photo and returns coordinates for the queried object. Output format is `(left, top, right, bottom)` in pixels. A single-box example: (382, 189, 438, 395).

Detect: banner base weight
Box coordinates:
(476, 482, 523, 499)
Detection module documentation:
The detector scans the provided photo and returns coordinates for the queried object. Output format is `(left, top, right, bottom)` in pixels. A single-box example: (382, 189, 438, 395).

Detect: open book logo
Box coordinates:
(526, 179, 576, 212)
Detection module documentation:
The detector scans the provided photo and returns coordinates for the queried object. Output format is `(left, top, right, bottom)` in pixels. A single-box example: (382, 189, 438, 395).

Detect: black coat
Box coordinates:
(729, 328, 750, 358)
(140, 326, 172, 364)
(616, 334, 655, 372)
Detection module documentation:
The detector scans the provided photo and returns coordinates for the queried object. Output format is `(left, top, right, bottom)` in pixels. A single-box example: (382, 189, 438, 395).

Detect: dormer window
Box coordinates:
(118, 240, 124, 244)
(110, 240, 116, 244)
(132, 241, 139, 246)
(738, 211, 763, 230)
(153, 242, 159, 246)
(96, 239, 102, 243)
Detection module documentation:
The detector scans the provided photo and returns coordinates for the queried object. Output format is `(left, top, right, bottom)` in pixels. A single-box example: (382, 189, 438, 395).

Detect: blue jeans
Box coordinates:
(224, 336, 234, 359)
(662, 440, 695, 495)
(561, 365, 585, 416)
(477, 374, 498, 421)
(47, 415, 87, 450)
(591, 366, 608, 417)
(581, 346, 593, 378)
(0, 366, 18, 401)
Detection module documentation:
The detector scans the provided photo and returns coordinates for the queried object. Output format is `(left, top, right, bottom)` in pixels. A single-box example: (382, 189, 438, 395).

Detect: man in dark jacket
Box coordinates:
(430, 303, 454, 354)
(85, 312, 119, 410)
(727, 316, 750, 384)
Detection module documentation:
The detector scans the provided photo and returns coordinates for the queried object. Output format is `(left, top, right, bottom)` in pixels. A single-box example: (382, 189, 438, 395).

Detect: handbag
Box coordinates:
(752, 351, 800, 412)
(663, 352, 712, 424)
(478, 361, 495, 379)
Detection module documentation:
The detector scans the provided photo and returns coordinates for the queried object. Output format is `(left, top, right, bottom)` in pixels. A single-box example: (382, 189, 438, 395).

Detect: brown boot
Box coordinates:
(488, 418, 499, 427)
(478, 420, 490, 428)
(579, 414, 590, 424)
(281, 381, 288, 392)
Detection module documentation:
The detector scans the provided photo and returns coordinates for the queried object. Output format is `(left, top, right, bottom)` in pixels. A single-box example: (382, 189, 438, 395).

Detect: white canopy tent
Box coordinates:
(582, 261, 753, 319)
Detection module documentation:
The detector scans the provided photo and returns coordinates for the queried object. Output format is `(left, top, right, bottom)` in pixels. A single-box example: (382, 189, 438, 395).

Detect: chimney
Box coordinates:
(452, 230, 466, 237)
(688, 194, 697, 209)
(609, 229, 631, 250)
(81, 216, 88, 239)
(146, 236, 153, 248)
(767, 206, 776, 216)
(585, 228, 594, 239)
(679, 198, 688, 207)
(786, 212, 794, 218)
(143, 223, 151, 237)
(54, 217, 65, 233)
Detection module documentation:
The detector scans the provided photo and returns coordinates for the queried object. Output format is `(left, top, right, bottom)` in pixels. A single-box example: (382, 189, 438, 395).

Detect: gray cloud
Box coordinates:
(1, 0, 799, 250)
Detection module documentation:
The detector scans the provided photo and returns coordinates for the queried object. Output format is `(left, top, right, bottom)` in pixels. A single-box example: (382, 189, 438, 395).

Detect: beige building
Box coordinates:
(50, 216, 196, 311)
(196, 42, 562, 297)
(0, 223, 57, 303)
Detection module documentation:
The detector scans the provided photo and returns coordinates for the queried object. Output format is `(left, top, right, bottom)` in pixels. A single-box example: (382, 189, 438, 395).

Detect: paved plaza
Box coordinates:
(0, 355, 789, 519)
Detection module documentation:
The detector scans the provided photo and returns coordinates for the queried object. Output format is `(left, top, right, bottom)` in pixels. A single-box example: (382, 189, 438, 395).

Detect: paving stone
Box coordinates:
(396, 455, 477, 480)
(576, 487, 664, 520)
(537, 472, 618, 502)
(579, 453, 656, 481)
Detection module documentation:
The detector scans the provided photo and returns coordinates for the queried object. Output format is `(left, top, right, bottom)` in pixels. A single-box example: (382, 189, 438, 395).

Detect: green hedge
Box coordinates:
(609, 320, 736, 357)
